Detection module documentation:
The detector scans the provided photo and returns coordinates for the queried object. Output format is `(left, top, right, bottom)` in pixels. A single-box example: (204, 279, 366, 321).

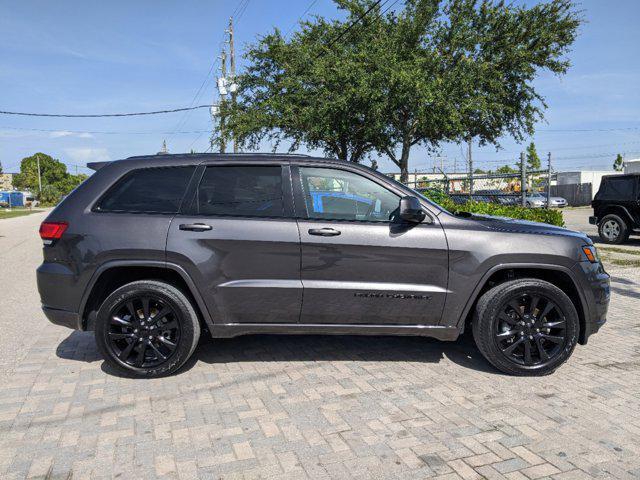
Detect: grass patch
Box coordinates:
(599, 246, 640, 256)
(0, 209, 43, 220)
(608, 258, 640, 268)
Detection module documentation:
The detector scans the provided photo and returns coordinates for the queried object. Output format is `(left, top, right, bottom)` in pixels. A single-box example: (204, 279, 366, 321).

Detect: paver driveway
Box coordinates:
(1, 211, 639, 480)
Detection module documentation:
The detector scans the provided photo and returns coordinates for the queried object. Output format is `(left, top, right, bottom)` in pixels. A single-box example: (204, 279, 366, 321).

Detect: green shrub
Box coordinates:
(419, 190, 564, 227)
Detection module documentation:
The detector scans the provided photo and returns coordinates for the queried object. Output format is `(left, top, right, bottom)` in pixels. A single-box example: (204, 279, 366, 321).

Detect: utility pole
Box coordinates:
(520, 151, 527, 207)
(218, 49, 228, 154)
(227, 17, 238, 153)
(36, 153, 42, 193)
(546, 152, 552, 208)
(467, 137, 473, 196)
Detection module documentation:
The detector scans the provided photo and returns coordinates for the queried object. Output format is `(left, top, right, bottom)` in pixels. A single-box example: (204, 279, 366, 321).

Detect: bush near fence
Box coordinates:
(420, 189, 565, 227)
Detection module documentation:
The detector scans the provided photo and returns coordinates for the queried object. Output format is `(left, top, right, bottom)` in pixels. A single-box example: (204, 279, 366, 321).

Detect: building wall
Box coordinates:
(556, 170, 623, 199)
(624, 159, 640, 174)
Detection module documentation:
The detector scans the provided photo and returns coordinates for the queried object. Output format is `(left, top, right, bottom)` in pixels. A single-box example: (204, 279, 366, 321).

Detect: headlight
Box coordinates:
(582, 245, 599, 263)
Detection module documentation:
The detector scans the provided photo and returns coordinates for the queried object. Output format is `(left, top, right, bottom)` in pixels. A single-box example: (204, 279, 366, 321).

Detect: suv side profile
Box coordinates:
(590, 174, 640, 244)
(37, 154, 610, 377)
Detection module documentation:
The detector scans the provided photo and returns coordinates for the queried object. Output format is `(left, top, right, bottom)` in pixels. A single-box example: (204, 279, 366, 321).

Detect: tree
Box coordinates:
(13, 153, 87, 204)
(220, 4, 387, 163)
(526, 143, 541, 170)
(0, 161, 3, 174)
(224, 0, 581, 182)
(613, 153, 624, 172)
(496, 165, 518, 174)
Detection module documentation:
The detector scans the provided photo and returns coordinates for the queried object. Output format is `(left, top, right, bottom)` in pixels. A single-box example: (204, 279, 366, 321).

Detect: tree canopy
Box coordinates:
(221, 0, 582, 181)
(13, 153, 87, 204)
(526, 142, 541, 170)
(613, 153, 624, 172)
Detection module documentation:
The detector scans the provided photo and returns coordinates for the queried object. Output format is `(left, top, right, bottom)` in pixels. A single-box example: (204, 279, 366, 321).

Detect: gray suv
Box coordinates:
(37, 154, 610, 377)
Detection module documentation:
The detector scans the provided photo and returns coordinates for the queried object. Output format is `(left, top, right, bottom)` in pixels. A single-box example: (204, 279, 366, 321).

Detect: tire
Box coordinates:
(95, 280, 201, 378)
(472, 279, 579, 376)
(598, 214, 629, 244)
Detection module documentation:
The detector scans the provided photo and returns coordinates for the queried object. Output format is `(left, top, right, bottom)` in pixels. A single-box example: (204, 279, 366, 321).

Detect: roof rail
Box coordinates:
(125, 152, 311, 160)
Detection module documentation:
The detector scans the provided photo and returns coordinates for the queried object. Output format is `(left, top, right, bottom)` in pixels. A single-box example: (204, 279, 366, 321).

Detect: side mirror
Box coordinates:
(399, 196, 426, 223)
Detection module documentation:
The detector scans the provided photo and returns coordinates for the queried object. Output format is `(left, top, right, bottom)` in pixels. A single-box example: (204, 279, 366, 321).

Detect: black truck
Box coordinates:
(590, 174, 640, 244)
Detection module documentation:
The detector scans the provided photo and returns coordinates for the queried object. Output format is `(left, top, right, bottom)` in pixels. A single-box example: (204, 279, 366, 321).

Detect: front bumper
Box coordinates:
(572, 261, 610, 344)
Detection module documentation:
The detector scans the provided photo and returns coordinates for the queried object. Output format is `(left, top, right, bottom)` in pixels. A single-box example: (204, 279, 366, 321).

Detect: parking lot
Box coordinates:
(0, 210, 639, 479)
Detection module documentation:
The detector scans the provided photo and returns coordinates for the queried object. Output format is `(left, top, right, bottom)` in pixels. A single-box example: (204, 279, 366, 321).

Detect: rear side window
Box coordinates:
(96, 166, 195, 213)
(194, 166, 284, 217)
(598, 177, 635, 200)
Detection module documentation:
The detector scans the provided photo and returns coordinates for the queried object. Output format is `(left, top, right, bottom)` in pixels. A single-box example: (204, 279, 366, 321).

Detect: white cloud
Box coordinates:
(64, 147, 110, 164)
(49, 131, 94, 139)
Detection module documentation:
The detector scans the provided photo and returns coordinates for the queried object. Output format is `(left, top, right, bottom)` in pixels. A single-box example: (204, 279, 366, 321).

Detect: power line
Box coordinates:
(177, 0, 252, 149)
(0, 125, 211, 135)
(537, 126, 640, 133)
(315, 0, 386, 59)
(285, 0, 318, 38)
(0, 105, 214, 118)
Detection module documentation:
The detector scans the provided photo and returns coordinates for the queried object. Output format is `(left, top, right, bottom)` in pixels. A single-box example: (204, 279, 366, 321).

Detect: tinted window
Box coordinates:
(299, 167, 399, 222)
(97, 166, 195, 213)
(600, 177, 635, 200)
(195, 166, 284, 217)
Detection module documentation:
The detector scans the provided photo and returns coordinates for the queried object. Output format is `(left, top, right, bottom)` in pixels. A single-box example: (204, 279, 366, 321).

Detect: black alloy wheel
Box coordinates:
(95, 280, 201, 377)
(106, 295, 180, 369)
(473, 279, 579, 376)
(494, 294, 567, 367)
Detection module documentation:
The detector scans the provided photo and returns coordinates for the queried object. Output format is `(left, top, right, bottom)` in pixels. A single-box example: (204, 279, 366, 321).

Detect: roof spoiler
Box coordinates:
(87, 161, 111, 171)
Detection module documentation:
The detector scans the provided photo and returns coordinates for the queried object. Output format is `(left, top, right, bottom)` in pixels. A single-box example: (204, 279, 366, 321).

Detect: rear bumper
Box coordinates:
(37, 261, 84, 330)
(42, 306, 82, 330)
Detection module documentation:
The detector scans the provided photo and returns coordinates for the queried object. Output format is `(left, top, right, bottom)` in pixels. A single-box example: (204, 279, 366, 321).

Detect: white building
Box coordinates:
(624, 158, 640, 174)
(555, 170, 624, 199)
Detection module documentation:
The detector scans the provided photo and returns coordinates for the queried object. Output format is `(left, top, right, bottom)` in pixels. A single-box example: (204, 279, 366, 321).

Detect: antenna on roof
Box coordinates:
(158, 140, 169, 155)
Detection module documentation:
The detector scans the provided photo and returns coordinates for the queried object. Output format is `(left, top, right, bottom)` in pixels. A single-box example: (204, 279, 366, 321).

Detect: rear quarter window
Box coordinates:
(96, 166, 195, 213)
(598, 177, 635, 200)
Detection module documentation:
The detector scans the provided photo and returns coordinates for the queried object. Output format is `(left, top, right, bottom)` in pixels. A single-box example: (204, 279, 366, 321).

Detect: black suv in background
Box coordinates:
(37, 154, 609, 377)
(590, 174, 640, 244)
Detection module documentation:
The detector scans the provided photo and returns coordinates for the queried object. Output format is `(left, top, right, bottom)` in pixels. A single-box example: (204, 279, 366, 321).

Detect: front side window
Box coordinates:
(299, 167, 400, 222)
(97, 166, 195, 213)
(195, 166, 284, 217)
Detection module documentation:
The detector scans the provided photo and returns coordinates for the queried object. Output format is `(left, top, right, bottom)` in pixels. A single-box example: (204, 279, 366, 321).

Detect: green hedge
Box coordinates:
(420, 190, 564, 227)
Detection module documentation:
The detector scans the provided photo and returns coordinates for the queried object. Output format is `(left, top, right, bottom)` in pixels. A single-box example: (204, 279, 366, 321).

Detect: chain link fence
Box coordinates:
(396, 167, 556, 207)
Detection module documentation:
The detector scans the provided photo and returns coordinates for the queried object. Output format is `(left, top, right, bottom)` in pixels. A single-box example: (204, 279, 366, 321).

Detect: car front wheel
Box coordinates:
(95, 280, 201, 377)
(472, 279, 579, 376)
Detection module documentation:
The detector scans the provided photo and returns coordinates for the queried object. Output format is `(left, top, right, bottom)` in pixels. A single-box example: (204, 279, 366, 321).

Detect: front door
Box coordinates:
(166, 164, 302, 324)
(294, 165, 449, 325)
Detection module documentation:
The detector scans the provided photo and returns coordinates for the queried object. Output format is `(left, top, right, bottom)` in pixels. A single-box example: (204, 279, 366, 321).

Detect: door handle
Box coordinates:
(179, 223, 212, 232)
(308, 227, 341, 237)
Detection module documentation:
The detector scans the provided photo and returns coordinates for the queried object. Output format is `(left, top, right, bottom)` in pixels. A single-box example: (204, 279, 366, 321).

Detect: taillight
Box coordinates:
(39, 221, 68, 244)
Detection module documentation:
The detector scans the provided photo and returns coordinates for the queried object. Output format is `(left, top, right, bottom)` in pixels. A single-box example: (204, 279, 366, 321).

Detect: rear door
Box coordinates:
(166, 162, 302, 324)
(293, 164, 449, 326)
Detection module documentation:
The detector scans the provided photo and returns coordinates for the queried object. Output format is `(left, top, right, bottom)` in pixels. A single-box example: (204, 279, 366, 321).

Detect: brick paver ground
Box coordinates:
(1, 212, 640, 479)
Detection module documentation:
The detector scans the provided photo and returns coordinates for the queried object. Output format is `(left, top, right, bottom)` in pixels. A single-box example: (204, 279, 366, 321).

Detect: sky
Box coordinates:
(1, 0, 639, 176)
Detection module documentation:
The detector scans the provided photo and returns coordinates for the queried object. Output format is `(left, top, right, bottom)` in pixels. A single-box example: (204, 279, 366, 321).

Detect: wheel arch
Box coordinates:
(80, 261, 213, 331)
(598, 206, 634, 226)
(458, 264, 589, 344)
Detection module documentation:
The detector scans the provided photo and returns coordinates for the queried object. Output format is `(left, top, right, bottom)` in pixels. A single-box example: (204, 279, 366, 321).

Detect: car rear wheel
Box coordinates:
(472, 279, 579, 376)
(95, 280, 201, 377)
(598, 214, 629, 244)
